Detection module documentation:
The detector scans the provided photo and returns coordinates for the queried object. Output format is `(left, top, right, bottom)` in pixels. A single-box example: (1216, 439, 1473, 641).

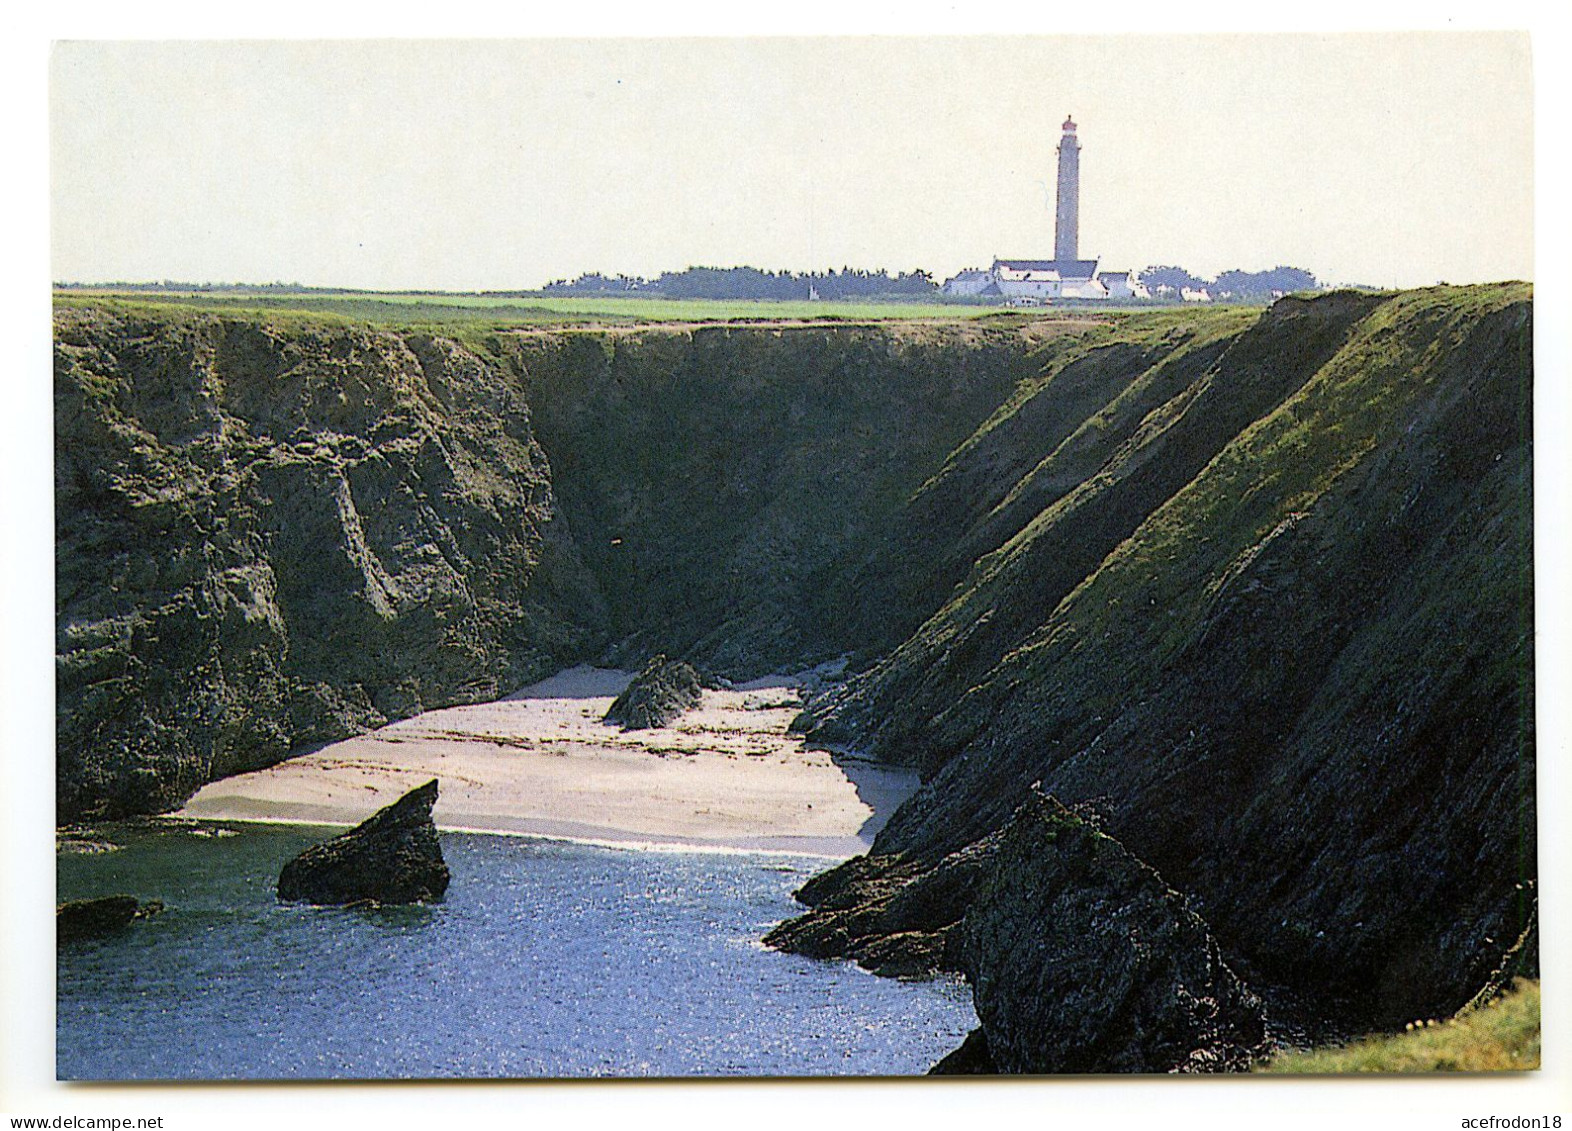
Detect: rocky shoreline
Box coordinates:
(55, 287, 1536, 1073)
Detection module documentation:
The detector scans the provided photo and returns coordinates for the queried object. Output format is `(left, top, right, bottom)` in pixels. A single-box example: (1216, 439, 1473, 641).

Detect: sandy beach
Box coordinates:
(176, 665, 917, 857)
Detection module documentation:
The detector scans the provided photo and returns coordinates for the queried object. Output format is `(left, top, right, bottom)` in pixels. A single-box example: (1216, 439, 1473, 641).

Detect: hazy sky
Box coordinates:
(52, 34, 1532, 291)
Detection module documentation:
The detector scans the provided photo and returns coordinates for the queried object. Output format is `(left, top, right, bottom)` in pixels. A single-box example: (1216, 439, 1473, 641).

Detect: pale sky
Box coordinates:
(51, 33, 1532, 291)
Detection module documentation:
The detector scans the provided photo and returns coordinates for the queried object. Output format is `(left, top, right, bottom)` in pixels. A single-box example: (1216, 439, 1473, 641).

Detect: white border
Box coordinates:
(6, 5, 1568, 1127)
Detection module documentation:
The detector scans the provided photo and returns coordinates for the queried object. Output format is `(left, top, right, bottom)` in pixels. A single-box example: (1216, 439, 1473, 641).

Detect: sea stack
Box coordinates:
(277, 779, 450, 905)
(945, 791, 1268, 1074)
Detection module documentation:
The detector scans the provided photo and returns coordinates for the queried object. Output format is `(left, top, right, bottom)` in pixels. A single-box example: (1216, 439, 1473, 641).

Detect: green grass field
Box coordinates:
(53, 288, 1005, 328)
(357, 291, 1000, 322)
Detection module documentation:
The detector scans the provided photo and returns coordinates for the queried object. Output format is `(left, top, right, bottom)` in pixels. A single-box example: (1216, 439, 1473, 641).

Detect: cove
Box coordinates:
(57, 822, 976, 1079)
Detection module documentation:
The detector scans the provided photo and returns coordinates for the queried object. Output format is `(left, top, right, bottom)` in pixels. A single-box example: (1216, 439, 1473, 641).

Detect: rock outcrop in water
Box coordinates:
(276, 779, 450, 905)
(762, 835, 999, 979)
(602, 655, 703, 729)
(57, 895, 165, 943)
(949, 792, 1268, 1074)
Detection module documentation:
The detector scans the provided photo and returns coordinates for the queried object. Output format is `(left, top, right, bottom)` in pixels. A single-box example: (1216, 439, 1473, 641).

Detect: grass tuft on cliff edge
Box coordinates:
(1261, 980, 1540, 1073)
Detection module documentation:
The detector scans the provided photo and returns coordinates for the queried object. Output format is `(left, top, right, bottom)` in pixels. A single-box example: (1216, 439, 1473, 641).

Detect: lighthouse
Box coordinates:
(1055, 116, 1080, 263)
(940, 112, 1148, 301)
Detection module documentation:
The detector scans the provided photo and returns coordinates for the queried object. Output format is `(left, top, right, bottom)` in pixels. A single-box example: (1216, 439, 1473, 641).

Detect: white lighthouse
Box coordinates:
(1055, 115, 1080, 263)
(941, 113, 1145, 302)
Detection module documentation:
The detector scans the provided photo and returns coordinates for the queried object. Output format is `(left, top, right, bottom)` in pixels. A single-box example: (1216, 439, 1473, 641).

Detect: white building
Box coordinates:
(941, 268, 994, 297)
(941, 260, 1147, 302)
(993, 258, 1099, 301)
(1096, 270, 1149, 300)
(1061, 276, 1110, 300)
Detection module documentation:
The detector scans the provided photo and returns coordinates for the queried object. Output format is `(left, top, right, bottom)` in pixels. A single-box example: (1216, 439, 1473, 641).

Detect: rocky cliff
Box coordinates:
(777, 283, 1536, 1045)
(55, 304, 1028, 820)
(498, 321, 1034, 674)
(55, 286, 1535, 1061)
(56, 306, 605, 819)
(944, 791, 1270, 1074)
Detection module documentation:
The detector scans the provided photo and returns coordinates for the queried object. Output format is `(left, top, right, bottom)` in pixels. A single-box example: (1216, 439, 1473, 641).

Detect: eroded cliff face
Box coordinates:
(54, 306, 1029, 820)
(55, 308, 610, 819)
(499, 322, 1033, 675)
(778, 284, 1536, 1044)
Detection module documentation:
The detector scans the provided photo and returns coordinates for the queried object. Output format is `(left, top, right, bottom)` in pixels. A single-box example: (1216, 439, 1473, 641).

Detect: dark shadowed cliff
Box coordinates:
(776, 284, 1535, 1045)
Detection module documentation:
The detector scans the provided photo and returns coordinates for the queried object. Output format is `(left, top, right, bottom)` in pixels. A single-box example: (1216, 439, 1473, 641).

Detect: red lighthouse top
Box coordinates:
(1062, 116, 1077, 131)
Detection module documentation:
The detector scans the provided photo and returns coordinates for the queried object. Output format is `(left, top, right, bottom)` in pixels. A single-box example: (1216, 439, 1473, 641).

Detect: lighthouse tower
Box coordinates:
(1055, 116, 1081, 263)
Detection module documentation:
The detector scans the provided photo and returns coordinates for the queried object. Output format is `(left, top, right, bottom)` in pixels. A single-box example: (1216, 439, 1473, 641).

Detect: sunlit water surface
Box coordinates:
(58, 824, 976, 1079)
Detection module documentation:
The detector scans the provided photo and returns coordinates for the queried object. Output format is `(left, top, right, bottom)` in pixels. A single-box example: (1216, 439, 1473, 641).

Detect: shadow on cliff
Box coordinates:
(812, 744, 921, 845)
(502, 665, 634, 701)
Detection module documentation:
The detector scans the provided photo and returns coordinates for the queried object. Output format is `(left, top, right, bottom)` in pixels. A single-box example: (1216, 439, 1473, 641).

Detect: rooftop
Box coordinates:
(994, 258, 1099, 279)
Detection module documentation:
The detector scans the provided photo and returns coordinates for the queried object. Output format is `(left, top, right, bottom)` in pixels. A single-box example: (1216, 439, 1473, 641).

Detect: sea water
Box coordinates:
(57, 823, 977, 1079)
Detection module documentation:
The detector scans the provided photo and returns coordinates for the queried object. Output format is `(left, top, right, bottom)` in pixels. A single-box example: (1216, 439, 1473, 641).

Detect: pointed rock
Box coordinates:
(277, 779, 450, 905)
(603, 655, 703, 730)
(958, 790, 1268, 1074)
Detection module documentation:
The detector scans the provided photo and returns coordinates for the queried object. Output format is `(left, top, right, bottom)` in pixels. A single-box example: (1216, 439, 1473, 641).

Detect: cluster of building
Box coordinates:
(942, 259, 1147, 302)
(941, 118, 1156, 304)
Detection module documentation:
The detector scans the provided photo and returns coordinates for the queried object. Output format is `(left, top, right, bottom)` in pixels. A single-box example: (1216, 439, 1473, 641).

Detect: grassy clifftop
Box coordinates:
(1263, 981, 1540, 1073)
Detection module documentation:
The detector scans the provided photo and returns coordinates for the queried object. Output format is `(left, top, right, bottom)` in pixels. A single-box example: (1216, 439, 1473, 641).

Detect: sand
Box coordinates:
(175, 665, 918, 858)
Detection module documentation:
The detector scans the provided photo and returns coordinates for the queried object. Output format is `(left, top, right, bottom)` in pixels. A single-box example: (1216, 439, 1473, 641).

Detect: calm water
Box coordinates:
(57, 823, 976, 1079)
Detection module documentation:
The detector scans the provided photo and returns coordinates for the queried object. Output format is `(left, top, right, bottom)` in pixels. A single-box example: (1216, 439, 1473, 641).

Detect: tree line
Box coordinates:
(542, 266, 939, 300)
(1139, 265, 1320, 300)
